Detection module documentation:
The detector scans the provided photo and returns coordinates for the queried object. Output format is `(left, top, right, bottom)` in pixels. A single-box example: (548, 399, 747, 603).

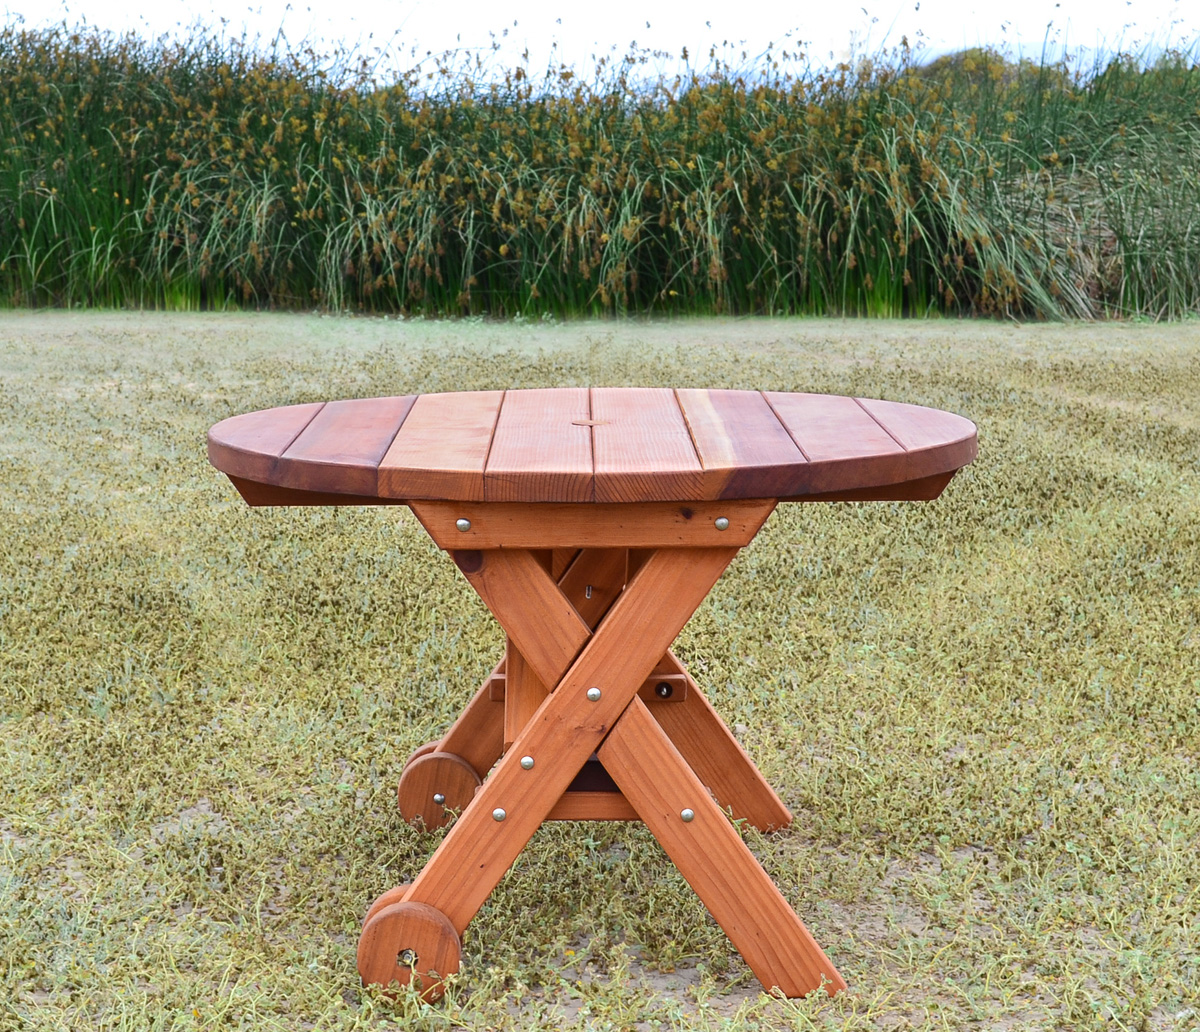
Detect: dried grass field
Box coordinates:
(1, 312, 1199, 1031)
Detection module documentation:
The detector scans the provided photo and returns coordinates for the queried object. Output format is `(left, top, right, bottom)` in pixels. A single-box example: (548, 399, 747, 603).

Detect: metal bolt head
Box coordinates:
(520, 755, 535, 770)
(586, 687, 602, 702)
(455, 518, 472, 532)
(655, 681, 673, 699)
(714, 516, 730, 531)
(432, 792, 446, 806)
(492, 807, 507, 822)
(680, 808, 696, 822)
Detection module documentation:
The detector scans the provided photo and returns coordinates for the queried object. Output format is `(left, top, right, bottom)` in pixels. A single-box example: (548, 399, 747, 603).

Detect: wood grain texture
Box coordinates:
(764, 392, 977, 495)
(212, 390, 975, 502)
(801, 470, 957, 502)
(648, 651, 791, 831)
(357, 900, 461, 1001)
(676, 389, 806, 499)
(642, 672, 687, 702)
(857, 397, 979, 470)
(273, 395, 415, 496)
(437, 661, 506, 778)
(401, 546, 739, 932)
(487, 670, 686, 705)
(592, 388, 705, 502)
(452, 549, 590, 690)
(410, 499, 775, 550)
(363, 884, 410, 928)
(378, 391, 504, 501)
(397, 752, 481, 830)
(598, 699, 846, 998)
(558, 548, 627, 629)
(403, 741, 442, 772)
(485, 388, 593, 502)
(504, 641, 549, 751)
(226, 472, 956, 507)
(551, 548, 579, 579)
(224, 475, 407, 507)
(545, 791, 639, 821)
(207, 402, 324, 482)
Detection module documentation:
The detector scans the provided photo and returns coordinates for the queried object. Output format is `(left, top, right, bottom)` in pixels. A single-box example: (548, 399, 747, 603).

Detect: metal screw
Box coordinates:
(586, 687, 602, 702)
(492, 807, 507, 822)
(432, 792, 446, 805)
(680, 808, 696, 822)
(585, 584, 593, 599)
(520, 755, 535, 770)
(456, 518, 471, 532)
(655, 681, 674, 699)
(714, 516, 730, 531)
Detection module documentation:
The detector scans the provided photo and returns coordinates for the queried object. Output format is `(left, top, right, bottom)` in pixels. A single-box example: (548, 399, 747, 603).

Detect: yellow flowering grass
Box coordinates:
(1, 26, 1200, 317)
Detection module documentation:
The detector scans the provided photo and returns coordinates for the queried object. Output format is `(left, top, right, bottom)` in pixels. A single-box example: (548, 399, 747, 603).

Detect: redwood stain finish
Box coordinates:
(397, 751, 481, 830)
(411, 498, 774, 550)
(279, 395, 416, 496)
(591, 387, 707, 502)
(208, 388, 977, 503)
(356, 900, 461, 1002)
(207, 401, 324, 482)
(598, 700, 846, 996)
(676, 388, 807, 499)
(485, 387, 592, 502)
(207, 387, 978, 1002)
(378, 389, 503, 501)
(224, 476, 406, 508)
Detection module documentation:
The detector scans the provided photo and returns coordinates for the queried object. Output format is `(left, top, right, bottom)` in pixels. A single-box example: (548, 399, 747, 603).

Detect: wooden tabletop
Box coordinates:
(207, 388, 977, 504)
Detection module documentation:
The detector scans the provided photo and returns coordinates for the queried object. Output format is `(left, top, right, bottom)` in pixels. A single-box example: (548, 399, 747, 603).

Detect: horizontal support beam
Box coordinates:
(411, 499, 776, 550)
(544, 791, 640, 822)
(488, 671, 687, 704)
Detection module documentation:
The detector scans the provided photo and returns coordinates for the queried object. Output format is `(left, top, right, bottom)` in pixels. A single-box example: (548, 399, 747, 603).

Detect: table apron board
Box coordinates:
(410, 498, 777, 549)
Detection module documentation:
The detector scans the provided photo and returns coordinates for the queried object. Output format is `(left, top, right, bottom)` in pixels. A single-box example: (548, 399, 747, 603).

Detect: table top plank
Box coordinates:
(206, 401, 325, 483)
(485, 388, 593, 502)
(276, 395, 416, 496)
(764, 393, 904, 463)
(378, 391, 504, 501)
(857, 397, 977, 454)
(592, 388, 705, 502)
(677, 389, 808, 498)
(764, 392, 916, 494)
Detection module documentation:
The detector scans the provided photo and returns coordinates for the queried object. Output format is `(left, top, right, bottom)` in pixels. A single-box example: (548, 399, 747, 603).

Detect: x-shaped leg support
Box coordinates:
(358, 502, 846, 1001)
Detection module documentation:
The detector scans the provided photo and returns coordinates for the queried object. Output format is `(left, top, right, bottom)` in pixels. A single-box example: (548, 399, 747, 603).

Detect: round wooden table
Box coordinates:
(208, 388, 977, 1001)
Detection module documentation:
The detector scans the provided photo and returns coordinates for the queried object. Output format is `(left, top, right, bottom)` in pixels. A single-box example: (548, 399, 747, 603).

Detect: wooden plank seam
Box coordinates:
(852, 396, 908, 452)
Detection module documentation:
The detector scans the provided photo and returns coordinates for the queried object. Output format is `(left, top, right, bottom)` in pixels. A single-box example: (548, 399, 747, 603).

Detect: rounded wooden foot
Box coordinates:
(357, 900, 461, 1002)
(363, 884, 410, 927)
(397, 751, 481, 829)
(403, 740, 441, 772)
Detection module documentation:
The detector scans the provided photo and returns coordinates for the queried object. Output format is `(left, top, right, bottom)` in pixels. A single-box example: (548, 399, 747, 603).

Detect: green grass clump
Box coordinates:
(1, 312, 1199, 1030)
(2, 27, 1200, 318)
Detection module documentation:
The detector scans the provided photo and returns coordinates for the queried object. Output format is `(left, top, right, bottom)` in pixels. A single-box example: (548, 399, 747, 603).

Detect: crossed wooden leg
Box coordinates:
(396, 554, 792, 832)
(361, 507, 845, 1001)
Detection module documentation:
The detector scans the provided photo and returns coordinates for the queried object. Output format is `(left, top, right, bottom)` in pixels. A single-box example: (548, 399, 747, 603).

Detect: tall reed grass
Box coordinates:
(1, 25, 1198, 318)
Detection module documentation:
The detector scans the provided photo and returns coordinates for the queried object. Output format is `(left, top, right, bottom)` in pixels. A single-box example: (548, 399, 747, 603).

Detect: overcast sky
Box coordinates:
(6, 0, 1197, 77)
